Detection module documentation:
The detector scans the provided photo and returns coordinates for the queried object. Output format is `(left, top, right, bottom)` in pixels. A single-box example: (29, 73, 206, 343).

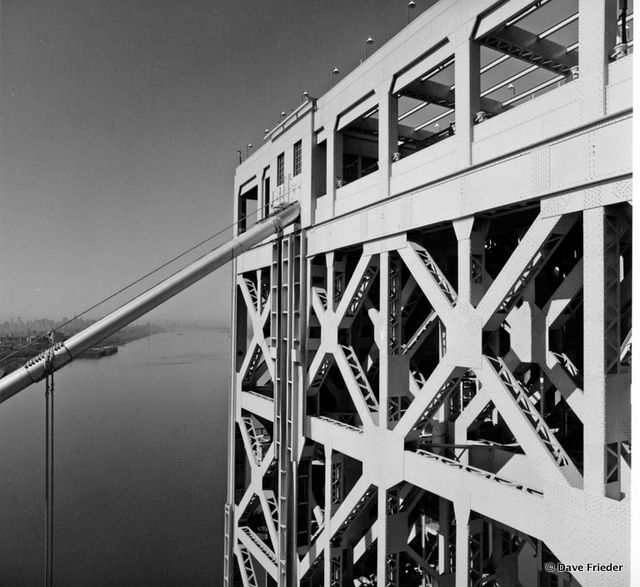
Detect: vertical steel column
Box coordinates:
(454, 32, 480, 167)
(578, 0, 618, 120)
(379, 252, 391, 426)
(583, 207, 606, 496)
(272, 237, 287, 584)
(326, 120, 342, 218)
(454, 501, 469, 587)
(376, 85, 398, 200)
(323, 444, 333, 586)
(379, 251, 401, 586)
(453, 217, 475, 306)
(273, 232, 303, 584)
(224, 257, 241, 587)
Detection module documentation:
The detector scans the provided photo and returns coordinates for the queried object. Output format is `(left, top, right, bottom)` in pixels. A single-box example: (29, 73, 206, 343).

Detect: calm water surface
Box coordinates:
(0, 328, 230, 585)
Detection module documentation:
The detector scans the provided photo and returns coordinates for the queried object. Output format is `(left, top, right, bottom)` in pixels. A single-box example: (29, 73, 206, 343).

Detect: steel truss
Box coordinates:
(227, 194, 631, 586)
(226, 1, 632, 583)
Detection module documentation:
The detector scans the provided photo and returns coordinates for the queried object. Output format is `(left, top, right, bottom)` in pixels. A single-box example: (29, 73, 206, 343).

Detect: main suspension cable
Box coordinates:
(0, 203, 268, 365)
(52, 207, 263, 332)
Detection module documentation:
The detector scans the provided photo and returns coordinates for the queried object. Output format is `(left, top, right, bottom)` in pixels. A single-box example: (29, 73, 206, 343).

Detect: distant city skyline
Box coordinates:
(0, 314, 227, 332)
(0, 0, 436, 324)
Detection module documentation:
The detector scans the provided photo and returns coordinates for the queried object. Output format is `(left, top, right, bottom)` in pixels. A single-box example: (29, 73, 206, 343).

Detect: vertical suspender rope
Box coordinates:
(44, 331, 54, 587)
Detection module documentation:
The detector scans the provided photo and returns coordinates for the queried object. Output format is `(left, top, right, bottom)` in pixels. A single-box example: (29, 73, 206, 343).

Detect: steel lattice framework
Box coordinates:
(226, 1, 633, 585)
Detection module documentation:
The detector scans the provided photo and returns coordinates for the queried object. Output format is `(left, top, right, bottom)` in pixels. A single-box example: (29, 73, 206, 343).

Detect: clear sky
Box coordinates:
(0, 0, 435, 325)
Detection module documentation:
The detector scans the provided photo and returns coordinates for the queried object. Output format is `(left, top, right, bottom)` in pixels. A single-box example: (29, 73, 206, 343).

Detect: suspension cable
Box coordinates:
(52, 204, 264, 332)
(0, 203, 268, 365)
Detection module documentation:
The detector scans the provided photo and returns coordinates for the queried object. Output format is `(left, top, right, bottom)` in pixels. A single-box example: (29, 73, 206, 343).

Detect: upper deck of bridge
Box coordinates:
(233, 0, 633, 241)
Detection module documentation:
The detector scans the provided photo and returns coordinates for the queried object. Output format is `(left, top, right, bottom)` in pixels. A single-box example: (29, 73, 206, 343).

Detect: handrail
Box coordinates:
(0, 203, 300, 405)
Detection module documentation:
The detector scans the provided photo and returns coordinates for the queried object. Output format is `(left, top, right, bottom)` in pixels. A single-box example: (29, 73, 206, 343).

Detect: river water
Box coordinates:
(0, 328, 230, 585)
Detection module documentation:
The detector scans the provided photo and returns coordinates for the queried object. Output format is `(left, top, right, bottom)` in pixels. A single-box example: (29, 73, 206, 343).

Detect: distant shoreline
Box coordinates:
(0, 325, 231, 378)
(0, 323, 163, 377)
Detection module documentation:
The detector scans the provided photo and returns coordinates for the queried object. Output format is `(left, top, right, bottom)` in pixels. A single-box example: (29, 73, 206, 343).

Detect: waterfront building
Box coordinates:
(226, 1, 633, 585)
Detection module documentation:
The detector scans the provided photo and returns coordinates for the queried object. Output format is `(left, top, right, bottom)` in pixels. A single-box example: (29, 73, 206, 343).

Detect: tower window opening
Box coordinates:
(337, 109, 379, 187)
(262, 167, 271, 217)
(293, 140, 302, 176)
(474, 0, 580, 122)
(237, 184, 258, 234)
(394, 55, 456, 160)
(313, 138, 327, 197)
(277, 152, 285, 186)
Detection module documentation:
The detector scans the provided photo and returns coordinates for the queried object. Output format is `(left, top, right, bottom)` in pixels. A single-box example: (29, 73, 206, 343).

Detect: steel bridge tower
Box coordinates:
(225, 1, 633, 585)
